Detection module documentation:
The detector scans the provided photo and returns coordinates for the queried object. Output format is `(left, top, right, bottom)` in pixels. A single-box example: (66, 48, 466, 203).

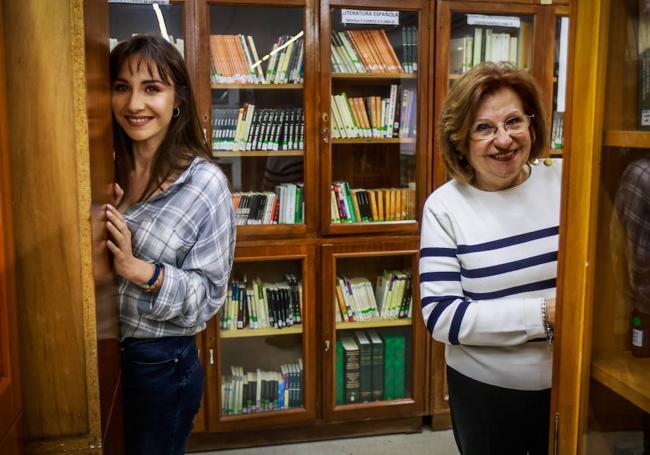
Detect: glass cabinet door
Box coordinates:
(556, 0, 650, 453)
(109, 2, 185, 55)
(321, 3, 427, 236)
(205, 245, 316, 432)
(207, 3, 311, 237)
(321, 240, 426, 421)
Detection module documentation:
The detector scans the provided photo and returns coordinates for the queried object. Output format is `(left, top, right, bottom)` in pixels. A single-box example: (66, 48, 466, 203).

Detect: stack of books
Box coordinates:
(330, 182, 416, 224)
(233, 183, 304, 225)
(330, 87, 416, 139)
(335, 270, 413, 323)
(212, 106, 304, 152)
(210, 34, 304, 84)
(330, 29, 405, 73)
(221, 360, 303, 415)
(336, 330, 405, 404)
(220, 275, 302, 331)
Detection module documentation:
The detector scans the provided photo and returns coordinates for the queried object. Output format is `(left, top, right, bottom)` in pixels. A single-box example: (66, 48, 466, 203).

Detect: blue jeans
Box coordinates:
(121, 335, 203, 455)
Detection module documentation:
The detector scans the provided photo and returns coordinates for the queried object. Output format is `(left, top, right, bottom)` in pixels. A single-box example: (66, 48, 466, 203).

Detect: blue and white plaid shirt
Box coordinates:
(119, 157, 235, 339)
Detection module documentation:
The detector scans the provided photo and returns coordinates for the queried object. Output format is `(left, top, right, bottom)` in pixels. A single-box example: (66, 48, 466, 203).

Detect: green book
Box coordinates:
(355, 331, 372, 403)
(336, 339, 344, 405)
(383, 336, 395, 400)
(367, 330, 384, 401)
(393, 335, 406, 399)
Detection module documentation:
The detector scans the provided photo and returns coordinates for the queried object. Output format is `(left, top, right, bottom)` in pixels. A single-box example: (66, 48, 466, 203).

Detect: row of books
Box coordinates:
(337, 331, 406, 404)
(330, 29, 414, 74)
(330, 182, 416, 224)
(331, 87, 416, 139)
(220, 276, 303, 331)
(450, 25, 531, 74)
(221, 361, 303, 415)
(210, 34, 304, 84)
(212, 107, 304, 152)
(551, 112, 564, 150)
(233, 184, 304, 225)
(335, 270, 413, 323)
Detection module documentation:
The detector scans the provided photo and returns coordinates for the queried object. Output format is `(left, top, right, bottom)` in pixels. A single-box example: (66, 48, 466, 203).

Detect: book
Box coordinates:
(340, 334, 360, 403)
(354, 331, 373, 402)
(367, 330, 385, 401)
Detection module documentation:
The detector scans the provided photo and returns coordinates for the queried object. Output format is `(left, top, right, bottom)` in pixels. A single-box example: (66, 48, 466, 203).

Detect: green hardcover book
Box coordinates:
(393, 335, 406, 399)
(340, 334, 360, 404)
(367, 329, 384, 401)
(354, 330, 372, 403)
(383, 336, 395, 400)
(336, 339, 344, 405)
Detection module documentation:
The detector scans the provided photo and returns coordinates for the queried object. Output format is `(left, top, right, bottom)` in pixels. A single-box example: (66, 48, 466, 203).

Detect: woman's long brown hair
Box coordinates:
(110, 35, 212, 202)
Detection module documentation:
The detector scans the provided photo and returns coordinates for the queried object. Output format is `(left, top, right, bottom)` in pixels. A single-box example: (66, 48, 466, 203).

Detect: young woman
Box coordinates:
(420, 63, 559, 454)
(107, 35, 235, 454)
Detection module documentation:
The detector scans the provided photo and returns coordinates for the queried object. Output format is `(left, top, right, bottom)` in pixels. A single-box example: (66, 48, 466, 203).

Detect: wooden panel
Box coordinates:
(550, 0, 610, 454)
(2, 0, 101, 447)
(0, 0, 23, 450)
(83, 0, 123, 453)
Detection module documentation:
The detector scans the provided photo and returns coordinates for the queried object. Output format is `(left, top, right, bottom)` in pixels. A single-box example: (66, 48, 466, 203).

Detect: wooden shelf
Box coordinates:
(220, 325, 303, 339)
(213, 150, 304, 158)
(332, 138, 416, 144)
(591, 351, 650, 414)
(332, 73, 416, 80)
(211, 83, 303, 90)
(605, 130, 650, 148)
(336, 319, 412, 330)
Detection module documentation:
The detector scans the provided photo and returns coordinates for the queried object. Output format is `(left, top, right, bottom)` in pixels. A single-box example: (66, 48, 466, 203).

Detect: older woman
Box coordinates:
(420, 63, 560, 454)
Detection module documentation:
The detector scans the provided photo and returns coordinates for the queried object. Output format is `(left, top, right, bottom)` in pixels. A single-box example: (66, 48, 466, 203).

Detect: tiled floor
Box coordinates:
(193, 427, 459, 454)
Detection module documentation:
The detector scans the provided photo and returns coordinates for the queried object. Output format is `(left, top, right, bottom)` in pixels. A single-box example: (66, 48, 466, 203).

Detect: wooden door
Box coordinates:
(0, 0, 23, 452)
(85, 0, 123, 452)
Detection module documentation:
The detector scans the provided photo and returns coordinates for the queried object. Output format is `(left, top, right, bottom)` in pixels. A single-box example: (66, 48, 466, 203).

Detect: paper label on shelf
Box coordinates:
(467, 14, 521, 28)
(341, 9, 399, 26)
(633, 328, 644, 347)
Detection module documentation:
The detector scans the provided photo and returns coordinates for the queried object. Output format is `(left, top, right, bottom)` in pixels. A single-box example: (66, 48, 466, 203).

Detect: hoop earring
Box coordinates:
(172, 106, 180, 118)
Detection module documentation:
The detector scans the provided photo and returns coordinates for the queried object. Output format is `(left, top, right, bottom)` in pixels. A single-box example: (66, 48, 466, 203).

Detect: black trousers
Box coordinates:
(447, 366, 551, 455)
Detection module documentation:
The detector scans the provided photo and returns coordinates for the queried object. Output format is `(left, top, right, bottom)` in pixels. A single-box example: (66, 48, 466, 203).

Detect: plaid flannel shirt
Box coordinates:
(615, 158, 650, 315)
(119, 157, 235, 339)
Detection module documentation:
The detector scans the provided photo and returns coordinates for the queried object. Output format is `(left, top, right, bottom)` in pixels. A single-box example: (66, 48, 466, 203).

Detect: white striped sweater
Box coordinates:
(419, 160, 561, 390)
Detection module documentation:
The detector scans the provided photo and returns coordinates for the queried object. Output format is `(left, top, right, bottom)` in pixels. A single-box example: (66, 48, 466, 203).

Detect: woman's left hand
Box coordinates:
(105, 204, 136, 280)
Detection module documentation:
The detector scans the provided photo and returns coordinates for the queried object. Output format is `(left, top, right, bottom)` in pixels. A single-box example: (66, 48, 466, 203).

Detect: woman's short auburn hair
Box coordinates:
(438, 62, 549, 184)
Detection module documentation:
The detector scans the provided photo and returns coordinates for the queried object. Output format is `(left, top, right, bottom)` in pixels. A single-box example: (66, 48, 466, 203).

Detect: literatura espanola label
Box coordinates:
(341, 9, 399, 26)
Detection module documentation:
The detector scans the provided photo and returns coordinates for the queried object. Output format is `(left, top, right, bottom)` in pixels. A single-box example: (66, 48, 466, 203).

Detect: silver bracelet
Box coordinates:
(541, 298, 554, 344)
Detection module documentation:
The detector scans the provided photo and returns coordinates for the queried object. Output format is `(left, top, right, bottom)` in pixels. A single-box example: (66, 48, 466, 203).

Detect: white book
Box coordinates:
(473, 28, 483, 66)
(387, 85, 398, 138)
(247, 36, 266, 83)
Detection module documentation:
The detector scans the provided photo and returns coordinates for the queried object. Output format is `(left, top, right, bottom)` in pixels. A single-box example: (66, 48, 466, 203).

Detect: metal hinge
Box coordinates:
(553, 411, 559, 455)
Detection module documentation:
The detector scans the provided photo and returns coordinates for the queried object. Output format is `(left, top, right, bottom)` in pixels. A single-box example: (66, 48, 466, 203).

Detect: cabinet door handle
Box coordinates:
(324, 340, 330, 352)
(209, 348, 215, 365)
(322, 128, 329, 144)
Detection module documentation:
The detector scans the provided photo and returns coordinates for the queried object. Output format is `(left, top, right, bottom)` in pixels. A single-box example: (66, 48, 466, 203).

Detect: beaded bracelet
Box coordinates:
(541, 298, 554, 344)
(140, 262, 162, 291)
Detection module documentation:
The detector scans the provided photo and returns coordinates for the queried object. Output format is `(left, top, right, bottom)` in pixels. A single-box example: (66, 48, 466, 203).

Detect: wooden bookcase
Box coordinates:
(552, 0, 650, 453)
(101, 0, 573, 451)
(428, 0, 572, 431)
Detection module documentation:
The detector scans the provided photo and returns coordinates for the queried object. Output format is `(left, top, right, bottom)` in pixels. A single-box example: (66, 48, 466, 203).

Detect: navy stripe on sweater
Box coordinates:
(461, 251, 558, 278)
(420, 247, 457, 258)
(463, 278, 556, 300)
(457, 226, 559, 254)
(449, 301, 471, 345)
(424, 296, 463, 334)
(420, 271, 461, 282)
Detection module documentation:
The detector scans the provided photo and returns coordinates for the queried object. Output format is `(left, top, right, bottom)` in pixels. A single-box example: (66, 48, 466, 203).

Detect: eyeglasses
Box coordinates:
(469, 114, 534, 141)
